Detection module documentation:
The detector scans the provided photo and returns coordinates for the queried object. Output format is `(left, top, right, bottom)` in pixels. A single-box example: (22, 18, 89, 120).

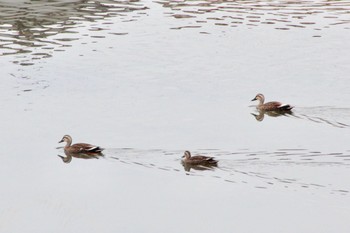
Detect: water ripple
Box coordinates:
(157, 0, 350, 33)
(0, 0, 147, 66)
(251, 106, 350, 129)
(2, 0, 349, 66)
(57, 147, 350, 196)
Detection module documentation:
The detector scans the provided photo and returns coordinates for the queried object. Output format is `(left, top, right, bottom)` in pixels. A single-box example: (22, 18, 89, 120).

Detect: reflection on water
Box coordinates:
(58, 152, 104, 163)
(88, 148, 350, 195)
(182, 162, 217, 172)
(158, 0, 350, 32)
(0, 0, 147, 65)
(250, 106, 350, 128)
(251, 109, 293, 121)
(1, 0, 349, 66)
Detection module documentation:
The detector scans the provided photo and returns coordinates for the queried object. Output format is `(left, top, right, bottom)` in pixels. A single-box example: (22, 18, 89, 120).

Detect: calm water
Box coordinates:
(1, 0, 350, 232)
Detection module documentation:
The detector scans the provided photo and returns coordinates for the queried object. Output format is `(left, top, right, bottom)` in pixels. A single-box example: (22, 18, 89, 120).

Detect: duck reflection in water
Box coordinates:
(58, 152, 104, 163)
(57, 135, 104, 163)
(251, 109, 293, 122)
(181, 151, 218, 172)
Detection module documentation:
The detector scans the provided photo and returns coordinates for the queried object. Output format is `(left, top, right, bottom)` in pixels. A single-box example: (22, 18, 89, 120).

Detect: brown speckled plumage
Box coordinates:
(59, 135, 104, 154)
(251, 93, 293, 111)
(182, 151, 218, 165)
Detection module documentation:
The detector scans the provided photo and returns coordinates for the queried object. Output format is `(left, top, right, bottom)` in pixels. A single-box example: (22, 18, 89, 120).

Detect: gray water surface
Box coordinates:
(1, 0, 350, 232)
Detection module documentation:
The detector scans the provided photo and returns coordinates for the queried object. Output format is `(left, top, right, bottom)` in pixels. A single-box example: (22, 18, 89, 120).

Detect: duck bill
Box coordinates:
(58, 139, 63, 143)
(251, 97, 257, 101)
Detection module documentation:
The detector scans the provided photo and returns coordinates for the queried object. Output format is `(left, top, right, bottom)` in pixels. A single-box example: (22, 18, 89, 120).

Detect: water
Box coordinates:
(1, 0, 350, 232)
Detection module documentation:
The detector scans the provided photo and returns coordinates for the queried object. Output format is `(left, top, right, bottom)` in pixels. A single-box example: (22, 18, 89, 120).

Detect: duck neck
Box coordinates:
(65, 139, 72, 147)
(257, 97, 264, 105)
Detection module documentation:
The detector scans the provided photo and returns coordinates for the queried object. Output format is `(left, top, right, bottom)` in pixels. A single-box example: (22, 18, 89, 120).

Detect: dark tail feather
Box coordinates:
(207, 158, 218, 165)
(95, 147, 104, 153)
(278, 105, 293, 111)
(89, 147, 104, 153)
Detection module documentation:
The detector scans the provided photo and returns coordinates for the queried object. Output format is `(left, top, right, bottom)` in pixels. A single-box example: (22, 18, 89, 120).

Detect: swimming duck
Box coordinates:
(182, 150, 218, 165)
(251, 93, 293, 111)
(58, 135, 104, 154)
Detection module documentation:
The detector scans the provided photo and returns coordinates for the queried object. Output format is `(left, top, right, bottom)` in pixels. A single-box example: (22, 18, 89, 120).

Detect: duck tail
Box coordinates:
(87, 146, 104, 153)
(278, 104, 293, 111)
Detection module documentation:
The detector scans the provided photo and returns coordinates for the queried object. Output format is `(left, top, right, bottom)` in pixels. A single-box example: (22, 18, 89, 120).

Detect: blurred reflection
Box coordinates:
(251, 109, 293, 122)
(182, 162, 217, 172)
(0, 0, 147, 65)
(58, 151, 104, 164)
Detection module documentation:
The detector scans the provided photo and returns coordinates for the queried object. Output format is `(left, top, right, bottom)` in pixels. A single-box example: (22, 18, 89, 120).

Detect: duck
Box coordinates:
(251, 93, 293, 111)
(181, 150, 218, 165)
(58, 135, 104, 154)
